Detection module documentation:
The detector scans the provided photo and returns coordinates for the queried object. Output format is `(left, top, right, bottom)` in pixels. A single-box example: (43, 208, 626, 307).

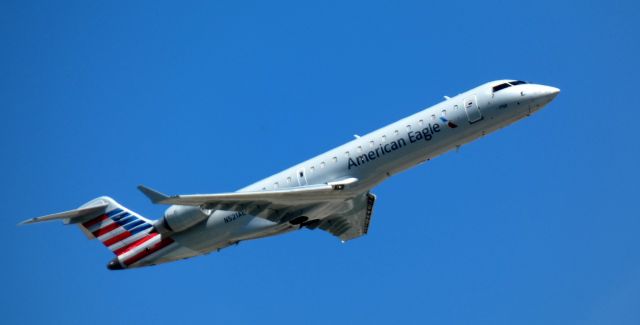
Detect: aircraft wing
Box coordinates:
(317, 192, 376, 241)
(138, 178, 360, 223)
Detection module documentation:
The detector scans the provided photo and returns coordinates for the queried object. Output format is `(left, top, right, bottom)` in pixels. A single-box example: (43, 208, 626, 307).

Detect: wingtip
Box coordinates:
(17, 219, 33, 226)
(18, 217, 45, 226)
(137, 184, 169, 204)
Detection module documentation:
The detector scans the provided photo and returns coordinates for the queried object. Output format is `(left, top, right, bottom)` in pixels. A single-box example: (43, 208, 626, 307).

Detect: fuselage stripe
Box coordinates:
(107, 208, 123, 217)
(114, 233, 159, 256)
(107, 231, 149, 251)
(116, 216, 137, 225)
(87, 218, 115, 233)
(92, 222, 121, 237)
(98, 227, 127, 242)
(82, 214, 108, 228)
(122, 219, 144, 230)
(111, 212, 130, 222)
(129, 223, 152, 235)
(103, 231, 132, 247)
(123, 237, 174, 266)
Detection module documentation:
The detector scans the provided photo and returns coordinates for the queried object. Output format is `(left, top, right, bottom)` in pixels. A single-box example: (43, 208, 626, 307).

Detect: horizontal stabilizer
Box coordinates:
(19, 203, 108, 225)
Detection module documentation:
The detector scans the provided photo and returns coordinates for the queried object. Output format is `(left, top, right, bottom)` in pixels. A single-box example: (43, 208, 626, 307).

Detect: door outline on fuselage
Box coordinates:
(464, 96, 483, 123)
(297, 168, 308, 186)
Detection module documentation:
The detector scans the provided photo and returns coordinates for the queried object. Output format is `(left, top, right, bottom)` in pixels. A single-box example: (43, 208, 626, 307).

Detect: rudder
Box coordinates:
(75, 197, 156, 255)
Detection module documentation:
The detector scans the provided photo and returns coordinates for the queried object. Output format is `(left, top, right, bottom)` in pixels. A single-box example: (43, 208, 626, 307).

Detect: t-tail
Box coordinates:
(20, 196, 174, 270)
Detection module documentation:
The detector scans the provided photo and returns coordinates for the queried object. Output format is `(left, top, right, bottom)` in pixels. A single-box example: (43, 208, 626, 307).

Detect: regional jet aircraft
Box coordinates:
(21, 80, 559, 270)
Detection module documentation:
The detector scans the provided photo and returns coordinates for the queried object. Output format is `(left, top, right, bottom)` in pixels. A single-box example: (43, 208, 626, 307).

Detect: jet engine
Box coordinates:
(153, 205, 210, 234)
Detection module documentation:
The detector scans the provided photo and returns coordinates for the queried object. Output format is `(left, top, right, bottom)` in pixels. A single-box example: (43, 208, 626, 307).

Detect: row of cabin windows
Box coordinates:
(267, 107, 457, 190)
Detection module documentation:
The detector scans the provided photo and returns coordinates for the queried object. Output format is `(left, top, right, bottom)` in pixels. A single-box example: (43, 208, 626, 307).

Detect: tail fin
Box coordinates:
(21, 196, 156, 255)
(75, 197, 156, 255)
(22, 196, 176, 270)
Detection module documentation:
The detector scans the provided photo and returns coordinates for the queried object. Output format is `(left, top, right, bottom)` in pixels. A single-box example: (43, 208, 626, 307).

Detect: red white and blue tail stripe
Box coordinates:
(77, 198, 174, 269)
(80, 206, 155, 251)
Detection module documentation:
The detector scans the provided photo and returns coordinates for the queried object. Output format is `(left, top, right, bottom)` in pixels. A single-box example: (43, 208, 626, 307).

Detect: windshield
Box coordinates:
(493, 80, 527, 93)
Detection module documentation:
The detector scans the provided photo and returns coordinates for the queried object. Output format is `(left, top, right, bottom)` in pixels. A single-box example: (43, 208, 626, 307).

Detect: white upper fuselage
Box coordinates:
(144, 80, 560, 266)
(247, 80, 558, 192)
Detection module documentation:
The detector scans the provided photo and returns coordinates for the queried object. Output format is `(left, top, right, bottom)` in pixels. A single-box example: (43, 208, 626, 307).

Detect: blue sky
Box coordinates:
(2, 1, 639, 324)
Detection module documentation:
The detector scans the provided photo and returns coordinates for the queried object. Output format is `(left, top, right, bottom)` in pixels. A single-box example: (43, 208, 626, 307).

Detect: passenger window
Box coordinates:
(286, 177, 292, 183)
(431, 114, 436, 121)
(332, 156, 338, 163)
(394, 130, 399, 136)
(320, 161, 326, 168)
(274, 182, 279, 189)
(382, 135, 387, 142)
(369, 140, 374, 148)
(418, 119, 424, 126)
(357, 145, 362, 152)
(345, 151, 350, 157)
(310, 166, 315, 173)
(406, 125, 411, 131)
(441, 109, 447, 117)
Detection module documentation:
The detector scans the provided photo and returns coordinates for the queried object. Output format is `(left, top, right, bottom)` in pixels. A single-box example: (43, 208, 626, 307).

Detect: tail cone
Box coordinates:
(107, 258, 124, 270)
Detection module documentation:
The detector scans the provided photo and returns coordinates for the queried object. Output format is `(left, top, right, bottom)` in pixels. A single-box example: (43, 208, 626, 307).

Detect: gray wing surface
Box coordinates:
(137, 178, 361, 224)
(318, 192, 376, 241)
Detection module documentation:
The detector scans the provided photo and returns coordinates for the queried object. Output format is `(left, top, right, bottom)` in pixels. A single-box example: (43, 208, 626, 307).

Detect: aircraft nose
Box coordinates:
(536, 85, 560, 103)
(523, 84, 559, 107)
(542, 85, 560, 100)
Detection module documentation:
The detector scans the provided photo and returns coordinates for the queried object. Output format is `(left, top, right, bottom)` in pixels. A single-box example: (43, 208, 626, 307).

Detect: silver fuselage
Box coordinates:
(141, 80, 560, 266)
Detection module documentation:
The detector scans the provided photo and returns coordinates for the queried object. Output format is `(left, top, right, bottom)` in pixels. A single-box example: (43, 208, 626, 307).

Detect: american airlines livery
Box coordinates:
(21, 80, 559, 270)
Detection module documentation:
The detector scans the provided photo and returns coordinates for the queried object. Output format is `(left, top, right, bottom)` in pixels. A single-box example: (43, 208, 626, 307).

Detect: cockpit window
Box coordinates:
(492, 83, 511, 92)
(493, 80, 527, 93)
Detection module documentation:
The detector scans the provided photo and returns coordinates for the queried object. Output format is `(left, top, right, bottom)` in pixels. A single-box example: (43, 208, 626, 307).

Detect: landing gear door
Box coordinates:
(464, 96, 482, 123)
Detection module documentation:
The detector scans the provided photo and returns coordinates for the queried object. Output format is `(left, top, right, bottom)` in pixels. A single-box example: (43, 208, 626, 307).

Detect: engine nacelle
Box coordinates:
(154, 205, 210, 234)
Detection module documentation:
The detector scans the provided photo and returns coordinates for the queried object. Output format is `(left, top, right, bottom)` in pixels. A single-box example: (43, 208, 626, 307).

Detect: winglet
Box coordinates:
(137, 185, 169, 204)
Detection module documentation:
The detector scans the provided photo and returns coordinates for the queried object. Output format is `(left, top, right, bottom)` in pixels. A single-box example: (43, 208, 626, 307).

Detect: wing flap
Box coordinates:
(319, 192, 376, 241)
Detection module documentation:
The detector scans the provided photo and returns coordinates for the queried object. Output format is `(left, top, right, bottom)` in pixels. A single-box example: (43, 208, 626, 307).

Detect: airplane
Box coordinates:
(20, 80, 559, 270)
